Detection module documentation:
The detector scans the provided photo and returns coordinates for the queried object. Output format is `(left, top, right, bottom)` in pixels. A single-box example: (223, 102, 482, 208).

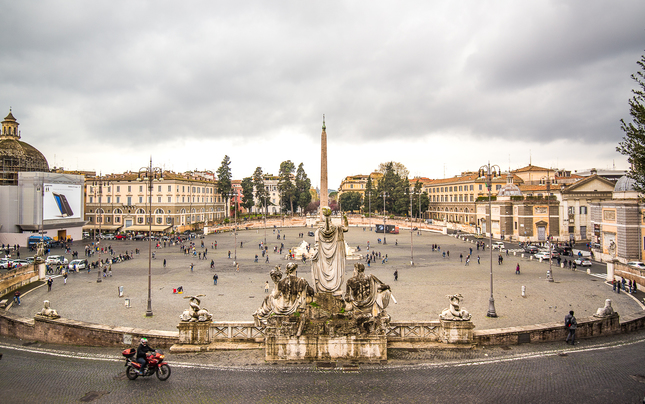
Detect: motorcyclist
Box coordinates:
(136, 337, 155, 375)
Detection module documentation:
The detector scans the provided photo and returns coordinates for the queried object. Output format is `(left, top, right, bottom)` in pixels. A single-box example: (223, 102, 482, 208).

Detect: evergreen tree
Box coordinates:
(339, 191, 362, 212)
(252, 167, 269, 212)
(216, 155, 232, 217)
(240, 177, 255, 212)
(363, 175, 376, 214)
(295, 163, 312, 214)
(278, 160, 296, 214)
(617, 53, 645, 194)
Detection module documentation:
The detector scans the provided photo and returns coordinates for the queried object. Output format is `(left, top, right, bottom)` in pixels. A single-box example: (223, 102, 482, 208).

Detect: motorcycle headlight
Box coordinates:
(159, 355, 164, 359)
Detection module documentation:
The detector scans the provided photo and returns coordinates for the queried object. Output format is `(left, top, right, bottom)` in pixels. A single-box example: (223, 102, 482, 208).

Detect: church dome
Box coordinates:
(0, 110, 49, 185)
(614, 175, 636, 192)
(497, 182, 522, 197)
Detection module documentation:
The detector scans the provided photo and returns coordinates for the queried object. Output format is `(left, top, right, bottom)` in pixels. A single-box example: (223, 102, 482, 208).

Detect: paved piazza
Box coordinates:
(8, 225, 644, 332)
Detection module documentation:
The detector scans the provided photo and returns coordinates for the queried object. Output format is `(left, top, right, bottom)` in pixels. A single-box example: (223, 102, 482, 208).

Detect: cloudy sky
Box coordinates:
(1, 1, 644, 189)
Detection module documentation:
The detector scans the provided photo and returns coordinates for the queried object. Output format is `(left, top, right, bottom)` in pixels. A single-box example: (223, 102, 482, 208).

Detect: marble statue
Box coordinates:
(593, 299, 616, 318)
(36, 300, 60, 319)
(253, 265, 283, 326)
(344, 263, 392, 334)
(35, 242, 46, 262)
(311, 207, 348, 295)
(609, 240, 617, 259)
(440, 294, 471, 321)
(180, 294, 213, 322)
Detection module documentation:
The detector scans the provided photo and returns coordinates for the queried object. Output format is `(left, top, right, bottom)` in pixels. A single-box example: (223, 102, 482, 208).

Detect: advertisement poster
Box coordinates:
(43, 183, 82, 220)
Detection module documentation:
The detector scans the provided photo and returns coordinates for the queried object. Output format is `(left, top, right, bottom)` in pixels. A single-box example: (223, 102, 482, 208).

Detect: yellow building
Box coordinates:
(337, 172, 383, 197)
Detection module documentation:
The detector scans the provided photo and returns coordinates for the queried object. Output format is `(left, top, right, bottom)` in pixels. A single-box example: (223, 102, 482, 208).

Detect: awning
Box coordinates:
(19, 222, 86, 231)
(82, 225, 123, 231)
(123, 225, 172, 232)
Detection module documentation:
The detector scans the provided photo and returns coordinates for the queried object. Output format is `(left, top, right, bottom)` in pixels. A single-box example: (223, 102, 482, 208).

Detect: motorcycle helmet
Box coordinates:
(141, 337, 148, 345)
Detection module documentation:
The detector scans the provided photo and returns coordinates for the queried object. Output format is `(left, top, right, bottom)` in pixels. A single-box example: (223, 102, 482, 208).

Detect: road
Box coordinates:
(1, 331, 645, 403)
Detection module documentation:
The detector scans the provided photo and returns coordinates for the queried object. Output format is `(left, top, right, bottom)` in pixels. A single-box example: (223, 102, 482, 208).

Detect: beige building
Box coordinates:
(337, 172, 383, 198)
(84, 171, 226, 234)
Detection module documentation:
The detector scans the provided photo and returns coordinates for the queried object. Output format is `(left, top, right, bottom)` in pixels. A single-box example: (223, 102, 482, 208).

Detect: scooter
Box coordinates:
(122, 348, 171, 381)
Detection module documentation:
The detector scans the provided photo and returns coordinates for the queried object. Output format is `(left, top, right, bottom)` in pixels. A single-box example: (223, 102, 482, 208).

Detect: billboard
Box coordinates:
(43, 183, 82, 220)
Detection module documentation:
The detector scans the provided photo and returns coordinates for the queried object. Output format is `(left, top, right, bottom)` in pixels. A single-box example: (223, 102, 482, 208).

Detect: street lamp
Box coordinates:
(478, 162, 501, 318)
(381, 192, 389, 244)
(137, 158, 163, 317)
(91, 174, 108, 283)
(261, 194, 268, 246)
(366, 190, 372, 230)
(229, 190, 238, 263)
(546, 170, 553, 278)
(410, 192, 414, 265)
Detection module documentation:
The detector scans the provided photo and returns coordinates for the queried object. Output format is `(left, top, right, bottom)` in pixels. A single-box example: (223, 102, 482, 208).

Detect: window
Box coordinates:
(158, 196, 161, 203)
(107, 196, 111, 203)
(139, 196, 143, 203)
(182, 196, 185, 203)
(470, 194, 474, 202)
(127, 196, 132, 205)
(182, 186, 185, 192)
(459, 186, 462, 191)
(568, 207, 575, 215)
(137, 217, 143, 224)
(168, 185, 172, 192)
(168, 197, 171, 203)
(139, 186, 143, 192)
(156, 217, 162, 224)
(89, 196, 93, 203)
(106, 217, 111, 223)
(116, 196, 120, 204)
(470, 185, 473, 191)
(128, 186, 131, 192)
(580, 206, 587, 214)
(449, 186, 453, 192)
(115, 217, 121, 223)
(116, 186, 120, 192)
(479, 184, 482, 191)
(166, 217, 172, 224)
(580, 226, 587, 236)
(459, 195, 463, 202)
(514, 221, 517, 230)
(440, 187, 443, 192)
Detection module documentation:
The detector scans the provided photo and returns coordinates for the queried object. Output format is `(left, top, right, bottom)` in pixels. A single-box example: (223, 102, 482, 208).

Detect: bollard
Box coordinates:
(539, 257, 542, 263)
(513, 251, 516, 256)
(124, 298, 131, 308)
(118, 286, 124, 297)
(561, 263, 564, 268)
(587, 268, 591, 274)
(522, 285, 526, 297)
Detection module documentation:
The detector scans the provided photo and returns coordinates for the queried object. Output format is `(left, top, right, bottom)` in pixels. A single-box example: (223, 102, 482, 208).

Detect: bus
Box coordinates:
(375, 224, 399, 234)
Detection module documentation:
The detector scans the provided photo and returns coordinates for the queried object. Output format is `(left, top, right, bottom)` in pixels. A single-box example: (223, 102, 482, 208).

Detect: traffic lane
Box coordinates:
(2, 338, 645, 403)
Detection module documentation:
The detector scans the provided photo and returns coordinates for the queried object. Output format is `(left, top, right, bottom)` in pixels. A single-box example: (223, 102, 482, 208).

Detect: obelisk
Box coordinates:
(320, 115, 328, 217)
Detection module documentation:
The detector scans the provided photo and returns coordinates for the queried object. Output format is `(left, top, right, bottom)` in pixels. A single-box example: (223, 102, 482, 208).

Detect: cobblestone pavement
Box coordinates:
(6, 225, 645, 332)
(1, 329, 645, 403)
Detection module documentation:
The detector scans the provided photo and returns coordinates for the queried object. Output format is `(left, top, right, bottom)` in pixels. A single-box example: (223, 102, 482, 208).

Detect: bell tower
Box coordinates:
(1, 109, 20, 139)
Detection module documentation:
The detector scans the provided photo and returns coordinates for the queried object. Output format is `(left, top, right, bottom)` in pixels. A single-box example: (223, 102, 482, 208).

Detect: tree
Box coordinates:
(240, 177, 255, 212)
(377, 161, 409, 179)
(363, 175, 376, 214)
(278, 160, 296, 214)
(339, 191, 362, 212)
(295, 163, 312, 215)
(617, 53, 645, 194)
(252, 167, 269, 212)
(216, 155, 232, 217)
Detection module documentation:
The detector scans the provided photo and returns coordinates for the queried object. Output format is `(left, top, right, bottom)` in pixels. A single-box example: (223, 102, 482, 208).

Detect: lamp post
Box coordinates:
(137, 158, 163, 317)
(478, 162, 501, 318)
(367, 190, 372, 230)
(546, 170, 552, 276)
(92, 174, 108, 283)
(381, 192, 388, 244)
(410, 192, 414, 265)
(229, 191, 238, 263)
(262, 194, 268, 246)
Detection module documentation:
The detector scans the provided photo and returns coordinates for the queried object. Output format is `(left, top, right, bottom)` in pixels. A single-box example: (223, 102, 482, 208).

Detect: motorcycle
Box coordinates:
(122, 348, 171, 381)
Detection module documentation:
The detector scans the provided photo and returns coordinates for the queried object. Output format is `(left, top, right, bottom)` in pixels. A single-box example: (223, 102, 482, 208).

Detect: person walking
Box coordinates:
(13, 290, 21, 306)
(63, 272, 68, 285)
(565, 310, 577, 345)
(460, 253, 463, 262)
(465, 255, 470, 266)
(190, 263, 194, 272)
(264, 281, 269, 293)
(477, 255, 480, 264)
(47, 277, 53, 292)
(163, 258, 166, 268)
(394, 270, 398, 281)
(515, 263, 520, 275)
(213, 273, 218, 285)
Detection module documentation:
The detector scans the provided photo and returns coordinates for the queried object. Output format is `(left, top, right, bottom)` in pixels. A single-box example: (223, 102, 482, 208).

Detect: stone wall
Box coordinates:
(0, 265, 39, 297)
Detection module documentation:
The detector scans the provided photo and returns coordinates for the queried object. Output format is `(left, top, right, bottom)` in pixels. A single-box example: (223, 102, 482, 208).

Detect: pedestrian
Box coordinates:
(64, 272, 68, 284)
(264, 281, 269, 293)
(613, 278, 617, 293)
(515, 263, 520, 275)
(465, 256, 470, 266)
(163, 258, 166, 268)
(211, 259, 214, 269)
(477, 255, 480, 264)
(13, 290, 21, 305)
(460, 253, 463, 262)
(190, 263, 194, 272)
(394, 270, 398, 281)
(47, 277, 53, 292)
(213, 274, 218, 285)
(228, 250, 231, 259)
(236, 263, 240, 273)
(565, 310, 577, 345)
(265, 255, 269, 263)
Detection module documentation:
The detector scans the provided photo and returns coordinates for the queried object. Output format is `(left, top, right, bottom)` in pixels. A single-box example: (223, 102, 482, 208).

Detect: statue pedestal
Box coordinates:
(265, 335, 387, 361)
(177, 322, 211, 344)
(439, 320, 475, 344)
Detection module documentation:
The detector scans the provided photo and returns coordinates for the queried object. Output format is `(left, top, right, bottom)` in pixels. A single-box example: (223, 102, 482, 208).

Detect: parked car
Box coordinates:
(492, 242, 505, 250)
(45, 255, 69, 265)
(574, 258, 593, 266)
(100, 233, 115, 240)
(11, 259, 30, 268)
(308, 231, 315, 237)
(68, 259, 88, 270)
(0, 258, 12, 269)
(524, 245, 539, 254)
(115, 234, 127, 240)
(535, 251, 558, 260)
(554, 246, 572, 256)
(133, 234, 146, 240)
(627, 261, 645, 270)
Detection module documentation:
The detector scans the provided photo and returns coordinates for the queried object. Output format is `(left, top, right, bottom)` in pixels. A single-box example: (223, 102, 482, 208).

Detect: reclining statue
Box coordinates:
(439, 294, 471, 321)
(36, 300, 60, 319)
(344, 263, 392, 333)
(180, 294, 213, 322)
(593, 299, 615, 318)
(254, 263, 314, 336)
